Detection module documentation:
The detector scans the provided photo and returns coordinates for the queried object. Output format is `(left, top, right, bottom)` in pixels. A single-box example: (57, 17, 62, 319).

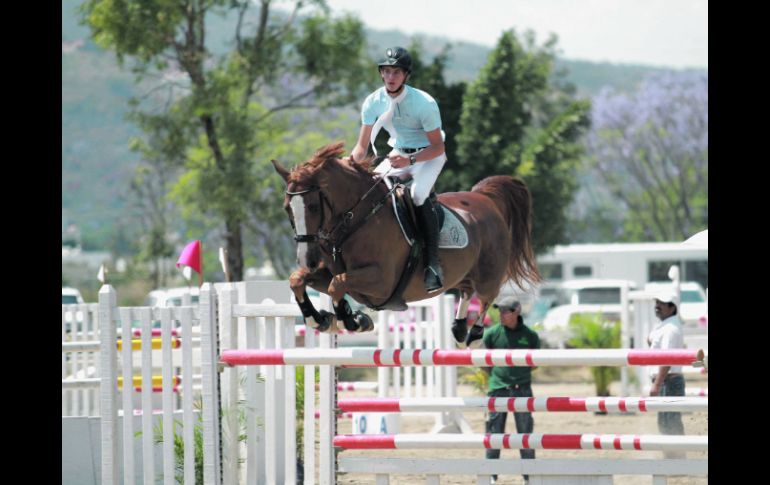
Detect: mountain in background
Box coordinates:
(62, 0, 702, 249)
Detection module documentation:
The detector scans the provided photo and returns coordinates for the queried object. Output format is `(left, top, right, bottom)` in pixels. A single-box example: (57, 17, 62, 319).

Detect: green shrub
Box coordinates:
(567, 313, 621, 396)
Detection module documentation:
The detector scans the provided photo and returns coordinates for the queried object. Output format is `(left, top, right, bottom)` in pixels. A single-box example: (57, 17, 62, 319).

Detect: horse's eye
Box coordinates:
(308, 204, 320, 214)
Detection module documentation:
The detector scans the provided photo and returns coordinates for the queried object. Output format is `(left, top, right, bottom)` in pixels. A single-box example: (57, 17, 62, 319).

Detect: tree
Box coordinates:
(80, 0, 371, 281)
(454, 30, 591, 254)
(583, 71, 708, 241)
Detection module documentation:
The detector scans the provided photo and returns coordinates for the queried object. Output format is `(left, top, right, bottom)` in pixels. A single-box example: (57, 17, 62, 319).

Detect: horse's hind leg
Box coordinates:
(451, 291, 473, 345)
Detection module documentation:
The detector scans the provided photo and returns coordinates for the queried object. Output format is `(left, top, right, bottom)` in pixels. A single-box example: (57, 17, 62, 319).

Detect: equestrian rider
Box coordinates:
(349, 46, 447, 292)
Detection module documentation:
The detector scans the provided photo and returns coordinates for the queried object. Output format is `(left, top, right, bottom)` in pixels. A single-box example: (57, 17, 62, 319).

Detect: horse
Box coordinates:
(271, 142, 540, 347)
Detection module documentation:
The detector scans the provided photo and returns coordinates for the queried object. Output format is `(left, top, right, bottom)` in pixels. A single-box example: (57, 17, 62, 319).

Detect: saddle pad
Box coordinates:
(388, 188, 468, 249)
(437, 206, 468, 249)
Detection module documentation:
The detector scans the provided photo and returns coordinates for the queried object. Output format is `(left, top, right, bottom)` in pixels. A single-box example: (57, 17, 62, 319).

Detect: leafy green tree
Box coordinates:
(454, 30, 591, 254)
(80, 0, 371, 280)
(583, 72, 708, 241)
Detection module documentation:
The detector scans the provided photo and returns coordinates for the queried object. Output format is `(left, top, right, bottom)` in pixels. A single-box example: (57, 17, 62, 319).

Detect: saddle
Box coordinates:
(369, 174, 468, 311)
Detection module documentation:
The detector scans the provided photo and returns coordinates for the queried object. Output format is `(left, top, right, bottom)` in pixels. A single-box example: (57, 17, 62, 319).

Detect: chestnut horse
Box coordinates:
(272, 142, 540, 347)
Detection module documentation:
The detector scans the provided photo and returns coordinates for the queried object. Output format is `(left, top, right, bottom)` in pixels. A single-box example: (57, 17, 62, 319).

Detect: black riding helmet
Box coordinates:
(378, 46, 412, 74)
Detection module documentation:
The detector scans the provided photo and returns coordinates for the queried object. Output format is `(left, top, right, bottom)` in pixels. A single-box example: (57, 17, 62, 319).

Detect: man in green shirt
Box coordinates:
(482, 296, 540, 484)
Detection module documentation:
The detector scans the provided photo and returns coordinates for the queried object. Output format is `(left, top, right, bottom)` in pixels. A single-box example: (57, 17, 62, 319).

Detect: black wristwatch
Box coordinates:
(409, 154, 417, 166)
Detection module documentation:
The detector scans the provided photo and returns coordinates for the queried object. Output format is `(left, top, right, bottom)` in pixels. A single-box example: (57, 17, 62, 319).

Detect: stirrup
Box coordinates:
(424, 265, 443, 292)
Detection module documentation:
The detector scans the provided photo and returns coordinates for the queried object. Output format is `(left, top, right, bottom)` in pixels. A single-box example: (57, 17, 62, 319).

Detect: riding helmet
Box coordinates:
(378, 46, 412, 74)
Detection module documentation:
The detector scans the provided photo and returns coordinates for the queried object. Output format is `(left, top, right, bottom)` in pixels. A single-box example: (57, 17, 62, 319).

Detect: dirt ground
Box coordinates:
(332, 370, 708, 485)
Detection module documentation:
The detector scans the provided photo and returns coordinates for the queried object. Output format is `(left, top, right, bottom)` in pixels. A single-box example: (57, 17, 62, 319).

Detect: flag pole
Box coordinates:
(198, 241, 204, 288)
(219, 247, 231, 283)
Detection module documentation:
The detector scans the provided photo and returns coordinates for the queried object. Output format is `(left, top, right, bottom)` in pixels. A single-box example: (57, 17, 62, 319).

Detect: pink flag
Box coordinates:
(176, 240, 202, 274)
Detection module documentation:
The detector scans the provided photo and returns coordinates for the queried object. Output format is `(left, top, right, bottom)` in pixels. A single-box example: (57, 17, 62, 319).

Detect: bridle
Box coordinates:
(286, 172, 397, 263)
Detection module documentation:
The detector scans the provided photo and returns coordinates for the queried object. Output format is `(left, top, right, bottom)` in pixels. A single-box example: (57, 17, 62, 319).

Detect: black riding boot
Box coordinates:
(417, 198, 444, 292)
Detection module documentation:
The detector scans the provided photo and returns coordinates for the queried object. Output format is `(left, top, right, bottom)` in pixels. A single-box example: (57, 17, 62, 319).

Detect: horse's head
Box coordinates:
(272, 142, 375, 270)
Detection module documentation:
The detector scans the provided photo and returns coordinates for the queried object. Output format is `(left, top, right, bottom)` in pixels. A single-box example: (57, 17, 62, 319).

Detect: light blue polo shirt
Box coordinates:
(361, 85, 442, 150)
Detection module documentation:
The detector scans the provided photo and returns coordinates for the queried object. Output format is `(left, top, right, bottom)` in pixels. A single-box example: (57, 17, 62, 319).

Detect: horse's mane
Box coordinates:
(288, 142, 374, 184)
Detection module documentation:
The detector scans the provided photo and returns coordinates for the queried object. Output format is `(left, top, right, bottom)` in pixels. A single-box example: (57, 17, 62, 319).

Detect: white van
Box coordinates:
(538, 279, 636, 347)
(62, 287, 85, 305)
(147, 287, 200, 307)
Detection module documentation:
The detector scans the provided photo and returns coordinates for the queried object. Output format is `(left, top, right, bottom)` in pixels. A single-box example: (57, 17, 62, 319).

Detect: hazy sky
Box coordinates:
(324, 0, 707, 69)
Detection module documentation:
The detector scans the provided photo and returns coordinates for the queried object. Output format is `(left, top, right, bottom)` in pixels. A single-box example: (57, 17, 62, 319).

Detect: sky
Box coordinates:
(324, 0, 707, 69)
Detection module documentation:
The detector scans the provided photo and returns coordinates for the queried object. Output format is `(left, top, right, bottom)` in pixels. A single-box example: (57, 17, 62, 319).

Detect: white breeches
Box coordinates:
(373, 149, 447, 206)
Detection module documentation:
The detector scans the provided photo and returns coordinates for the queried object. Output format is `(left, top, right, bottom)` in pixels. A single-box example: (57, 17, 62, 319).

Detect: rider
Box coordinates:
(349, 46, 447, 292)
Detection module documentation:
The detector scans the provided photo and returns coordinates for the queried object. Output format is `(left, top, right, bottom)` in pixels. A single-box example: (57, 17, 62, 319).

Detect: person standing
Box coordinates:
(349, 46, 447, 292)
(648, 289, 686, 437)
(482, 296, 540, 484)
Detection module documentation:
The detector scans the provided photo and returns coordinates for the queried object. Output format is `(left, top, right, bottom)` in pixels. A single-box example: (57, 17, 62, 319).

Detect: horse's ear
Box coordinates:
(271, 159, 290, 183)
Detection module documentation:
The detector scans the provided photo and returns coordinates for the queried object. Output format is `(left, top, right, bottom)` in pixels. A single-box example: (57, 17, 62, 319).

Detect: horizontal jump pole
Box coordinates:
(220, 348, 705, 367)
(334, 381, 378, 391)
(644, 386, 708, 397)
(338, 457, 709, 476)
(337, 396, 708, 413)
(333, 433, 708, 452)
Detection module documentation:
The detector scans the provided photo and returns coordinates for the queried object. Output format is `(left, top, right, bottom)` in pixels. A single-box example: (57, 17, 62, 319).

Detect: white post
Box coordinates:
(200, 283, 222, 485)
(118, 308, 135, 484)
(304, 328, 317, 485)
(318, 294, 336, 485)
(99, 285, 119, 485)
(377, 311, 390, 398)
(620, 282, 630, 395)
(281, 317, 298, 484)
(161, 307, 176, 485)
(219, 285, 239, 484)
(139, 308, 154, 484)
(181, 306, 196, 485)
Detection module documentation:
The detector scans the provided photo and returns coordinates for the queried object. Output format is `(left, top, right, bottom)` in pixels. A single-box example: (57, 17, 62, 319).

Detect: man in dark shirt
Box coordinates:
(482, 296, 540, 484)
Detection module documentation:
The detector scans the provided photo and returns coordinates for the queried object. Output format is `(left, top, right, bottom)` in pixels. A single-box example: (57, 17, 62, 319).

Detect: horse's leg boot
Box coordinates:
(451, 318, 468, 345)
(465, 323, 485, 349)
(417, 198, 444, 292)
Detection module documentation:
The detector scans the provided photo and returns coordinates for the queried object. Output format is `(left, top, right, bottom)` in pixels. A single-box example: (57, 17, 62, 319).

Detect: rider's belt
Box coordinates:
(400, 146, 428, 154)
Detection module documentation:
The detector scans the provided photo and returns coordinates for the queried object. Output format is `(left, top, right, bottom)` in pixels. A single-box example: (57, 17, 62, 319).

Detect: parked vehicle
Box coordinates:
(537, 279, 636, 347)
(62, 287, 85, 305)
(146, 287, 200, 307)
(62, 287, 85, 333)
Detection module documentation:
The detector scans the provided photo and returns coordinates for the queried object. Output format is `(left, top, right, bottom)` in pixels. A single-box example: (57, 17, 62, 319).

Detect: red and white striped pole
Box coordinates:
(332, 433, 708, 452)
(337, 396, 708, 413)
(220, 348, 705, 368)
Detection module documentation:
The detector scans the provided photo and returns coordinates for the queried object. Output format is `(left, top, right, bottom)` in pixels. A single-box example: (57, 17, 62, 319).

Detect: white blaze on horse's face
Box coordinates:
(290, 195, 309, 267)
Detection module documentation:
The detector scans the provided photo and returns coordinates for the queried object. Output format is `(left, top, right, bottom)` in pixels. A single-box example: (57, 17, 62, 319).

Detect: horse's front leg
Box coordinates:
(289, 267, 335, 332)
(327, 266, 386, 333)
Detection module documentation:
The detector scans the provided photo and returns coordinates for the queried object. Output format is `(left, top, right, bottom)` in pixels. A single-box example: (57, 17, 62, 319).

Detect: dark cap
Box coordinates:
(493, 296, 521, 311)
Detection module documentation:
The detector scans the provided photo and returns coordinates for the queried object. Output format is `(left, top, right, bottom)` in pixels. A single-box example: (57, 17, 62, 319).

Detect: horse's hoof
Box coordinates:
(465, 324, 485, 348)
(354, 312, 374, 332)
(451, 318, 468, 344)
(342, 316, 360, 332)
(315, 310, 335, 333)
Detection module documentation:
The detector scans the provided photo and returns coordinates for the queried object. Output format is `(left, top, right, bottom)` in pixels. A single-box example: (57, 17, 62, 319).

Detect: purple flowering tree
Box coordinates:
(584, 71, 708, 241)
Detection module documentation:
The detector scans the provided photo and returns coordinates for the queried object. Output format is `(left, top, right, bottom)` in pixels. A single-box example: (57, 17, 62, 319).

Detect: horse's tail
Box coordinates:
(471, 175, 541, 288)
